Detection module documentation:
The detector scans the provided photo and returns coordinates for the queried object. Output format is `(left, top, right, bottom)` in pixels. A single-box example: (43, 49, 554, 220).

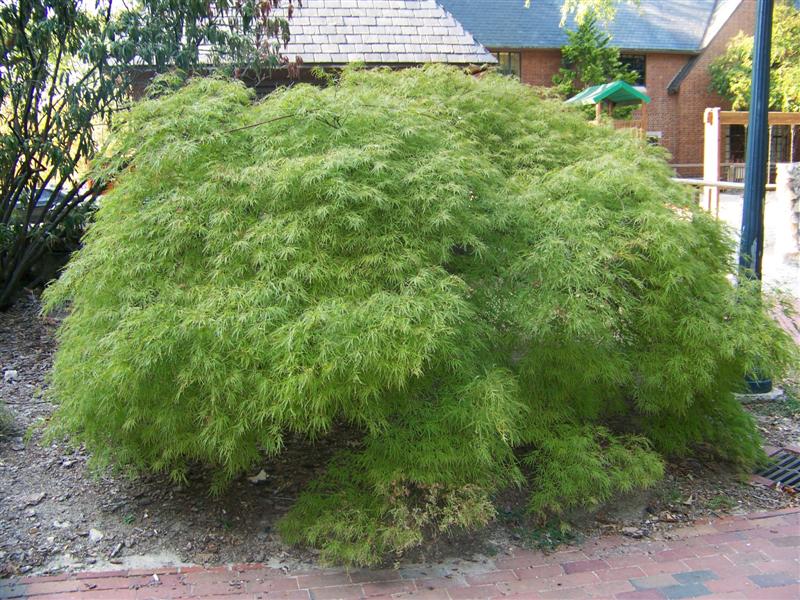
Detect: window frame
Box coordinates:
(495, 51, 522, 80)
(620, 53, 647, 86)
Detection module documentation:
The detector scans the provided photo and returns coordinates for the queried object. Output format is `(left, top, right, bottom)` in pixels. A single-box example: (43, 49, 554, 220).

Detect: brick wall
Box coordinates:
(641, 53, 691, 165)
(489, 0, 757, 169)
(670, 0, 756, 167)
(519, 49, 562, 88)
(501, 49, 701, 165)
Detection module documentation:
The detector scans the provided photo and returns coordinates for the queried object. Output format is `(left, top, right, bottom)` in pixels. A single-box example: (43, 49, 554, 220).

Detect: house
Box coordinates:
(437, 0, 767, 175)
(132, 1, 496, 96)
(280, 0, 496, 66)
(236, 0, 497, 93)
(138, 0, 787, 174)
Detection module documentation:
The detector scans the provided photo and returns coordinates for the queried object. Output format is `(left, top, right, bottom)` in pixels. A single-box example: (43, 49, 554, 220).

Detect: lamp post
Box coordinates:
(739, 0, 774, 394)
(738, 0, 774, 279)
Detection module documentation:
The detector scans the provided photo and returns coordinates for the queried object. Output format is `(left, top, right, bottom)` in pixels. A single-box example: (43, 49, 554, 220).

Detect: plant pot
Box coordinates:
(745, 374, 772, 394)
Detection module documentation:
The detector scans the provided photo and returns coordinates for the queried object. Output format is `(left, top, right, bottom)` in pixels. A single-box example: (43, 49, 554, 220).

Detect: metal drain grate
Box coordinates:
(756, 449, 800, 491)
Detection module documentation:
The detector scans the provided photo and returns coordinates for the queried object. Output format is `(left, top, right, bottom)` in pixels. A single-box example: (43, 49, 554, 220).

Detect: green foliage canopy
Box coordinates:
(552, 12, 638, 101)
(0, 0, 293, 309)
(529, 0, 638, 24)
(45, 66, 794, 565)
(709, 1, 800, 111)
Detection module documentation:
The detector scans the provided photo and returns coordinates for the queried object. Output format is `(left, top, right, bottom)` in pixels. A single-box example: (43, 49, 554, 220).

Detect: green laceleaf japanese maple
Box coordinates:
(44, 66, 794, 565)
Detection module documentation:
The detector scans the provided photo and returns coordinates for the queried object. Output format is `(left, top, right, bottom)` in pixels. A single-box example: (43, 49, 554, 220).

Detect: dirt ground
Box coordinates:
(1, 295, 798, 579)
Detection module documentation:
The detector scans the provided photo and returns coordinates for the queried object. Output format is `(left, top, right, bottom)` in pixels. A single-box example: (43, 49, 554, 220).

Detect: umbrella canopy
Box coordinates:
(565, 81, 651, 107)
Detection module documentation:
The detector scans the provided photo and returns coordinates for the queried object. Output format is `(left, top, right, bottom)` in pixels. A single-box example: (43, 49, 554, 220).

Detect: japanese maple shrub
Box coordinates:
(44, 66, 794, 565)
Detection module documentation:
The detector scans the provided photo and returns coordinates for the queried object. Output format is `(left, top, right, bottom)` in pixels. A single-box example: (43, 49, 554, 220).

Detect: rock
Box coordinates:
(658, 511, 679, 523)
(247, 470, 268, 484)
(52, 521, 71, 529)
(22, 493, 46, 507)
(3, 369, 18, 383)
(109, 542, 123, 559)
(88, 529, 104, 543)
(622, 526, 645, 538)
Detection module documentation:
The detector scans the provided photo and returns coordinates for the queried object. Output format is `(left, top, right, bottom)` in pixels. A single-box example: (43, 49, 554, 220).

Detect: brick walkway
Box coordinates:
(2, 508, 799, 600)
(774, 297, 800, 347)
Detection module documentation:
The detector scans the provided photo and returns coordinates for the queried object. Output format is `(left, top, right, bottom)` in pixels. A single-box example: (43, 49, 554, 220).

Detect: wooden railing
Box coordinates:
(672, 178, 777, 217)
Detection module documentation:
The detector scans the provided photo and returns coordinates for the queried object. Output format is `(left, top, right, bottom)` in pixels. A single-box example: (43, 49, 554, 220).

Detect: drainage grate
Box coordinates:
(756, 448, 800, 491)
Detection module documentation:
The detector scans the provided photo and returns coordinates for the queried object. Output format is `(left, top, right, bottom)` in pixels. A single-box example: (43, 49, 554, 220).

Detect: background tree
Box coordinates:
(709, 1, 800, 111)
(528, 0, 638, 24)
(558, 0, 636, 23)
(0, 0, 295, 309)
(552, 12, 638, 99)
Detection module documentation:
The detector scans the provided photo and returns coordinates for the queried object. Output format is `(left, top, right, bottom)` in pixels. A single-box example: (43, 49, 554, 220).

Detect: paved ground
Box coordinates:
(717, 192, 799, 298)
(2, 508, 798, 599)
(774, 297, 800, 346)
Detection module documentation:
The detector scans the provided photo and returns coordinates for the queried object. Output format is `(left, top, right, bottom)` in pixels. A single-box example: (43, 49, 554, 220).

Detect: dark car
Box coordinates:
(25, 188, 72, 221)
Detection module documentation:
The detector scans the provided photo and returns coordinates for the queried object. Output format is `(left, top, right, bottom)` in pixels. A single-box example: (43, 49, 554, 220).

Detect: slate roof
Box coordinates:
(438, 0, 740, 54)
(279, 0, 497, 65)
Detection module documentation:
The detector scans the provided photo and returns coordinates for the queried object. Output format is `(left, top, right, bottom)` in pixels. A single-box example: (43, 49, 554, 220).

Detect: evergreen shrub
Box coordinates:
(44, 66, 795, 565)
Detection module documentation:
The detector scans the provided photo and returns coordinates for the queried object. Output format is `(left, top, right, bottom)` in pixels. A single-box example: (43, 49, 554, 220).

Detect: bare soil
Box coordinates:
(2, 295, 798, 578)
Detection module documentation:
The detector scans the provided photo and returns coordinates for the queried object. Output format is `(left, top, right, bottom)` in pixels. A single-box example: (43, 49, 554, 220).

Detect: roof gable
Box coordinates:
(438, 0, 724, 54)
(281, 0, 496, 65)
(701, 0, 744, 49)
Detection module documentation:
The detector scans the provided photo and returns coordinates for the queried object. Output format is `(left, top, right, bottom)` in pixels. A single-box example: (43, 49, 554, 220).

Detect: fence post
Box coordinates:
(703, 108, 721, 211)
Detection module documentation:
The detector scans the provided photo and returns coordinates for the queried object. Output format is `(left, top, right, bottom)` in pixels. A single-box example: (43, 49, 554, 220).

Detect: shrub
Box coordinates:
(44, 66, 795, 565)
(1, 200, 96, 293)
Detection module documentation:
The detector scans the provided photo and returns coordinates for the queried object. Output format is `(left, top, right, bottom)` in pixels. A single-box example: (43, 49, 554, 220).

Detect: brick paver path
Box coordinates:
(774, 297, 800, 347)
(2, 508, 799, 599)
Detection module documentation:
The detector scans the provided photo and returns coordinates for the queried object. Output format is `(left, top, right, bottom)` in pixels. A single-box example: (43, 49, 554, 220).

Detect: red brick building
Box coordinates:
(440, 0, 762, 173)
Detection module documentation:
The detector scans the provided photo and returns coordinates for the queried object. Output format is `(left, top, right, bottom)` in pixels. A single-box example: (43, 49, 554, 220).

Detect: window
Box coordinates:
(620, 54, 646, 85)
(725, 124, 747, 163)
(495, 51, 521, 79)
(771, 125, 791, 163)
(646, 131, 662, 146)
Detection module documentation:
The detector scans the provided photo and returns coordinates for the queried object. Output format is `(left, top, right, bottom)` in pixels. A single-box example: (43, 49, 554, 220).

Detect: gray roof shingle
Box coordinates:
(280, 0, 496, 64)
(437, 0, 741, 54)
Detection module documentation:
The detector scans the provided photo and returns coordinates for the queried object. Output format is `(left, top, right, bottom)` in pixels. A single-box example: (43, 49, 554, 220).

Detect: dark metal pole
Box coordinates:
(738, 0, 774, 279)
(740, 0, 775, 394)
